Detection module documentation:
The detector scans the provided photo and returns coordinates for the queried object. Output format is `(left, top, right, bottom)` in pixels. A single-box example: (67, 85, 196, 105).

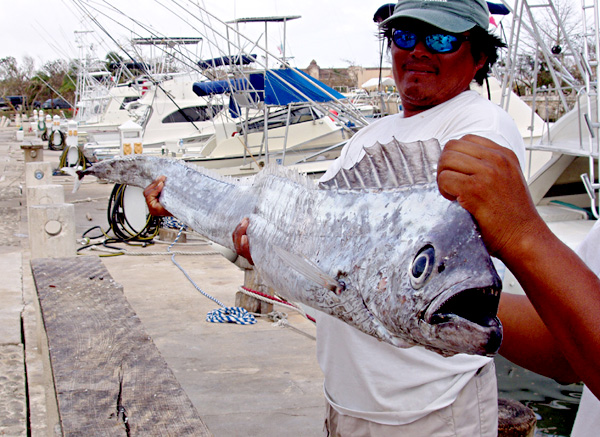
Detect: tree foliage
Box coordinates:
(0, 56, 73, 110)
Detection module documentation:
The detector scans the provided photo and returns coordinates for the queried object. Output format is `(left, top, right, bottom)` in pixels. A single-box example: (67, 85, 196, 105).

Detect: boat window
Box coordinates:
(119, 96, 140, 110)
(161, 105, 224, 124)
(243, 106, 317, 133)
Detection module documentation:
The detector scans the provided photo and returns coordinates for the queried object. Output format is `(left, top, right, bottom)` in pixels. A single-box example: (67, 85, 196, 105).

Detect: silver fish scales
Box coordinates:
(74, 138, 503, 357)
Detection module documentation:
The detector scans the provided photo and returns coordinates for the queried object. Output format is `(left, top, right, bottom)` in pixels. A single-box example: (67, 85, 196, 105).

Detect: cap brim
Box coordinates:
(381, 9, 476, 33)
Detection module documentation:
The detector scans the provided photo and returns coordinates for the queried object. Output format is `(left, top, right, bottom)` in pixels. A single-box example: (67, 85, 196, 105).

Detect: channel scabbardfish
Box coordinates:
(71, 138, 503, 357)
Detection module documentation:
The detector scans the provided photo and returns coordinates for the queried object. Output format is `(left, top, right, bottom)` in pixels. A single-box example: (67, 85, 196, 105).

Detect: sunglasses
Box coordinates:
(392, 29, 470, 54)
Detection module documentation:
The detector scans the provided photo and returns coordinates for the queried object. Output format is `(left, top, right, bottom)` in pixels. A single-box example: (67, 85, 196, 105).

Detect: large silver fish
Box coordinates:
(72, 138, 502, 357)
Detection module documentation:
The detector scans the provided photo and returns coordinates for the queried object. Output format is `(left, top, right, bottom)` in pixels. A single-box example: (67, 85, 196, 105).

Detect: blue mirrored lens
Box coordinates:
(393, 30, 418, 50)
(425, 34, 459, 53)
(393, 29, 462, 54)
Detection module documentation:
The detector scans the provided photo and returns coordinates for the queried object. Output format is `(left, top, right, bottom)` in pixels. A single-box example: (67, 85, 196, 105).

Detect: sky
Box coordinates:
(0, 0, 391, 70)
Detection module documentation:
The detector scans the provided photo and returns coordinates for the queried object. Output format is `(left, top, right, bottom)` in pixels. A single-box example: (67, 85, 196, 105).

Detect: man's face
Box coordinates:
(391, 21, 486, 116)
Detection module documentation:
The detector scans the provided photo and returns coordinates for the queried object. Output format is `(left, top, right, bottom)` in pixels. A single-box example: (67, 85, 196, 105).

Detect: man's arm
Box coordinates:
(437, 134, 600, 397)
(498, 293, 579, 383)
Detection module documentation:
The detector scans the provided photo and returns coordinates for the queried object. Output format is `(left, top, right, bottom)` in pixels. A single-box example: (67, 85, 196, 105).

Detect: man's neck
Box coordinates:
(401, 88, 471, 118)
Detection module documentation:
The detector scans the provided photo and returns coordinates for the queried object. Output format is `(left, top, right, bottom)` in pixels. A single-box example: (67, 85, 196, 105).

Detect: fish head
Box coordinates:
(359, 196, 503, 357)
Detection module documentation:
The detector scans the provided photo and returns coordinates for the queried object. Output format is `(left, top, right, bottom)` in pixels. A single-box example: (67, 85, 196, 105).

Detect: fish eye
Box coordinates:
(409, 245, 435, 289)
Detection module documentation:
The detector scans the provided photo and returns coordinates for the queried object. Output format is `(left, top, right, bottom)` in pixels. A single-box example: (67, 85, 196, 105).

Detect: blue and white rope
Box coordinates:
(162, 216, 186, 229)
(206, 307, 257, 325)
(168, 225, 256, 325)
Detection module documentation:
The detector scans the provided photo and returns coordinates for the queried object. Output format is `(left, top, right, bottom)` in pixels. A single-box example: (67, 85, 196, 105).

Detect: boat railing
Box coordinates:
(292, 139, 348, 165)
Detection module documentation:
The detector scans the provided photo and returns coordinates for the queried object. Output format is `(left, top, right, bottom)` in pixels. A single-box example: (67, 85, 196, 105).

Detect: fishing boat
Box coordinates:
(77, 12, 368, 172)
(182, 66, 362, 176)
(164, 14, 367, 177)
(76, 80, 143, 145)
(81, 71, 225, 160)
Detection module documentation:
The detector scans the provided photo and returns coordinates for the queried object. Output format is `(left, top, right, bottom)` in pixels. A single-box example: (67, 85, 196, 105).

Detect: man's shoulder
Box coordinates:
(446, 90, 500, 110)
(444, 91, 520, 129)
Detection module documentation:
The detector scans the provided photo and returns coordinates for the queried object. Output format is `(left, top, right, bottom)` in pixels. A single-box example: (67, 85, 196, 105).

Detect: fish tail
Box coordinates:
(61, 167, 85, 193)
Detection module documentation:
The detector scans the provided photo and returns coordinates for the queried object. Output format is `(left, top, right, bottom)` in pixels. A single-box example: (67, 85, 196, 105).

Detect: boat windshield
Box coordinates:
(162, 105, 224, 124)
(243, 106, 318, 133)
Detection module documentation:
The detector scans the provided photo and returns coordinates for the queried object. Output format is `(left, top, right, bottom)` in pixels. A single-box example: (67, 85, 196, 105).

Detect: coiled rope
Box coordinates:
(75, 185, 161, 255)
(37, 120, 47, 141)
(167, 226, 256, 325)
(48, 130, 66, 151)
(108, 184, 160, 243)
(58, 146, 89, 170)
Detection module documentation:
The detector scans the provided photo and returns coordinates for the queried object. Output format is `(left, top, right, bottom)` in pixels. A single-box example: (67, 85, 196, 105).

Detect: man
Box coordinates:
(438, 136, 600, 436)
(310, 1, 524, 434)
(145, 0, 525, 434)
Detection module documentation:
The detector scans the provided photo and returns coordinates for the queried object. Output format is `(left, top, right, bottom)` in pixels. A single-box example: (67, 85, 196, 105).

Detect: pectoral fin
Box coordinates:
(273, 246, 345, 295)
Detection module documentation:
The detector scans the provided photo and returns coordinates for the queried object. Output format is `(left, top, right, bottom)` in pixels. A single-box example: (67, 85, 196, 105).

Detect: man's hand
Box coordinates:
(436, 134, 542, 257)
(143, 175, 172, 217)
(232, 217, 254, 265)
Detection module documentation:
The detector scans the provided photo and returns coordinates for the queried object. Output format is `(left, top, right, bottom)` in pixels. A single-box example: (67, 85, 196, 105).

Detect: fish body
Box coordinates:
(76, 138, 502, 357)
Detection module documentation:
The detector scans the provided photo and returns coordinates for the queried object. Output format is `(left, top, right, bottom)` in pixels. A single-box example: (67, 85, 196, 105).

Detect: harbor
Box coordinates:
(1, 0, 599, 435)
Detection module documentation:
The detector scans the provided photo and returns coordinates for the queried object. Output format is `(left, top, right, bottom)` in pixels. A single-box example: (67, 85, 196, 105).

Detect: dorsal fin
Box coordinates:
(319, 138, 441, 190)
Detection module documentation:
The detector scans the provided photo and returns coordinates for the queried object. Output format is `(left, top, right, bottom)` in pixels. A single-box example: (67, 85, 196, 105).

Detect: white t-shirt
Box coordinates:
(317, 90, 526, 425)
(571, 219, 600, 436)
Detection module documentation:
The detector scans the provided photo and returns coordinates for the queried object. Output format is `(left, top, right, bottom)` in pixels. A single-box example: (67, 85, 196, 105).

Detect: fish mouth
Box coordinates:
(424, 286, 501, 329)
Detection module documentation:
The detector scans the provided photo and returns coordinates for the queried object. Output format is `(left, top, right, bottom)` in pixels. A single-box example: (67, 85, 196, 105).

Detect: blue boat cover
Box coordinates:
(192, 78, 250, 96)
(197, 54, 257, 70)
(193, 69, 345, 107)
(261, 69, 345, 105)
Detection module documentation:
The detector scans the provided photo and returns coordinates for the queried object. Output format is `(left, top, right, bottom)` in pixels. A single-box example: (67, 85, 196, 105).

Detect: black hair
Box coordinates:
(380, 21, 506, 86)
(373, 4, 396, 23)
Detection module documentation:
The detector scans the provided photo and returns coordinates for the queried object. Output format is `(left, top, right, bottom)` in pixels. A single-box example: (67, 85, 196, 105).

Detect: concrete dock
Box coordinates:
(0, 127, 325, 436)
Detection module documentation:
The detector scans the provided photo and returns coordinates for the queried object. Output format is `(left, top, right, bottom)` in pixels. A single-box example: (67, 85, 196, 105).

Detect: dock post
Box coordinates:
(498, 398, 537, 436)
(28, 203, 77, 259)
(25, 162, 53, 188)
(20, 142, 44, 163)
(26, 184, 66, 236)
(25, 162, 76, 258)
(236, 267, 274, 314)
(63, 120, 81, 167)
(26, 184, 65, 208)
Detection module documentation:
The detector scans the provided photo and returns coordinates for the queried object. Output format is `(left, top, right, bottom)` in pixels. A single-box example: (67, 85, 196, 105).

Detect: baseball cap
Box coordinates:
(381, 0, 491, 33)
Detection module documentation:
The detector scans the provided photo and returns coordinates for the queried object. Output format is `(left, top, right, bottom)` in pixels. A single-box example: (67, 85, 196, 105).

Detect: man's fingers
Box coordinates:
(232, 217, 253, 265)
(143, 176, 166, 198)
(438, 148, 482, 177)
(143, 176, 172, 216)
(458, 134, 506, 150)
(437, 169, 472, 202)
(444, 136, 521, 172)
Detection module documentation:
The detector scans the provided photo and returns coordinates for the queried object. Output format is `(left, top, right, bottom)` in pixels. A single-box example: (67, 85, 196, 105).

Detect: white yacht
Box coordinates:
(182, 67, 365, 176)
(77, 81, 143, 145)
(83, 73, 227, 160)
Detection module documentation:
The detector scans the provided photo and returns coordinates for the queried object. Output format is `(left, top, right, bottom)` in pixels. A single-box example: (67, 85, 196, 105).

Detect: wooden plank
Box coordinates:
(31, 256, 212, 436)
